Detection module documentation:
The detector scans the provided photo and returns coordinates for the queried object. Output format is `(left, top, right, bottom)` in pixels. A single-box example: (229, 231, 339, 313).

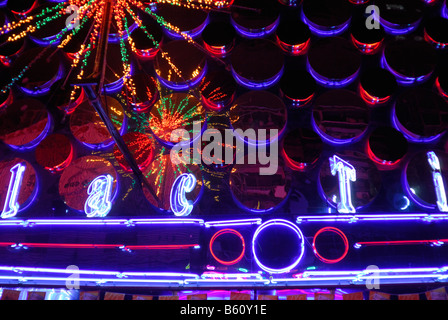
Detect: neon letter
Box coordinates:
(170, 173, 197, 217)
(330, 155, 356, 213)
(427, 151, 448, 212)
(84, 175, 113, 218)
(1, 163, 26, 219)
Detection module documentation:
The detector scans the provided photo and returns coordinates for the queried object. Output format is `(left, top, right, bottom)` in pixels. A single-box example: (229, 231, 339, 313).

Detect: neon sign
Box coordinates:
(84, 175, 114, 218)
(329, 155, 356, 213)
(1, 163, 26, 219)
(427, 151, 448, 212)
(170, 173, 197, 217)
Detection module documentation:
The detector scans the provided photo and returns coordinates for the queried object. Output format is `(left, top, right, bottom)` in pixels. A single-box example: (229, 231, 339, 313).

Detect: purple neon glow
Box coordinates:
(7, 114, 53, 151)
(311, 113, 366, 146)
(156, 63, 207, 91)
(252, 219, 305, 274)
(231, 16, 279, 39)
(381, 53, 433, 86)
(19, 63, 64, 97)
(296, 213, 448, 223)
(30, 33, 62, 47)
(443, 1, 448, 19)
(391, 105, 443, 143)
(230, 65, 283, 90)
(401, 158, 439, 211)
(380, 18, 421, 35)
(301, 10, 350, 37)
(307, 59, 359, 89)
(205, 218, 262, 228)
(164, 16, 209, 40)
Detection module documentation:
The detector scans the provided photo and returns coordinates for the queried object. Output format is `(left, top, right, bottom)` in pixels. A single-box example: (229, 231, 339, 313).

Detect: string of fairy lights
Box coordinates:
(0, 0, 233, 101)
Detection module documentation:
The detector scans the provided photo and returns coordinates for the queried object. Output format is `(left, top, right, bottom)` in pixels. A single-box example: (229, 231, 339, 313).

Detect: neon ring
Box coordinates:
(312, 227, 349, 264)
(209, 229, 245, 266)
(252, 219, 305, 274)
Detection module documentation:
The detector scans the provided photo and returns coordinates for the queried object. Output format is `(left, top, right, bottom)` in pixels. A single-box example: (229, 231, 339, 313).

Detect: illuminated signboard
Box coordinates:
(0, 0, 448, 291)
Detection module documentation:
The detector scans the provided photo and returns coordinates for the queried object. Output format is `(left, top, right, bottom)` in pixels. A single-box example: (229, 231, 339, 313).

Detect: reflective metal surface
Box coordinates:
(312, 89, 369, 144)
(35, 133, 73, 173)
(154, 40, 206, 87)
(113, 132, 155, 172)
(404, 150, 448, 209)
(230, 155, 291, 212)
(0, 98, 50, 149)
(70, 95, 125, 148)
(0, 158, 37, 211)
(59, 156, 118, 211)
(230, 90, 287, 144)
(148, 93, 205, 147)
(282, 128, 322, 171)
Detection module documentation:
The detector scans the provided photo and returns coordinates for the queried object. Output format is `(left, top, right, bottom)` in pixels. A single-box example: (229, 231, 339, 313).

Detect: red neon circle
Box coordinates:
(209, 229, 245, 266)
(312, 227, 349, 264)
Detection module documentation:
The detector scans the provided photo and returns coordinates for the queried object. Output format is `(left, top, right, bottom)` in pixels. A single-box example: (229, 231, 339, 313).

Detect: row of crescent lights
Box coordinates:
(2, 1, 447, 95)
(2, 150, 447, 219)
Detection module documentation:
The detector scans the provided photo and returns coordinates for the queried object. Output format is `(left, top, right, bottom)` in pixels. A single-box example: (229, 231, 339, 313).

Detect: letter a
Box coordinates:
(365, 5, 380, 30)
(84, 175, 114, 218)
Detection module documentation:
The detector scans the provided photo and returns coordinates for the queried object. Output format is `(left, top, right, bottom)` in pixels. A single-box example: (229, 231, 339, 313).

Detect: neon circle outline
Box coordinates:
(312, 227, 349, 264)
(252, 219, 305, 274)
(209, 229, 246, 266)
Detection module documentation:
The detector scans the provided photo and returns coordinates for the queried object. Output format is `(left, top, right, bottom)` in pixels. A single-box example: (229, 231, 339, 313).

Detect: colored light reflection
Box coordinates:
(231, 66, 283, 90)
(350, 34, 382, 55)
(436, 77, 448, 99)
(391, 105, 443, 143)
(164, 16, 209, 40)
(19, 64, 64, 97)
(424, 30, 448, 49)
(156, 64, 207, 91)
(381, 52, 433, 86)
(231, 16, 279, 39)
(427, 151, 448, 212)
(307, 59, 359, 88)
(358, 83, 391, 105)
(276, 35, 310, 56)
(301, 10, 350, 37)
(7, 113, 53, 152)
(380, 18, 421, 35)
(366, 140, 402, 167)
(0, 242, 199, 250)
